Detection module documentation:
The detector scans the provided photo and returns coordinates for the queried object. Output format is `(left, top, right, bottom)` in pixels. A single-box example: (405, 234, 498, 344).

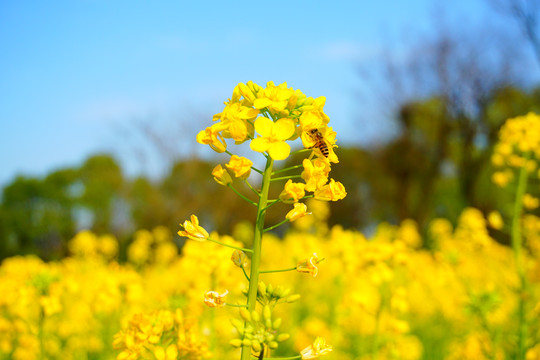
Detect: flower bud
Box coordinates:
(251, 311, 260, 323)
(231, 250, 248, 268)
(286, 294, 301, 303)
(230, 339, 243, 347)
(212, 164, 232, 186)
(277, 333, 290, 342)
(240, 308, 251, 322)
(272, 318, 282, 329)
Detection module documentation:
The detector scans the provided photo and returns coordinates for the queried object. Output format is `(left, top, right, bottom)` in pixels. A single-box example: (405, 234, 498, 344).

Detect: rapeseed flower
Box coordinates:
(279, 180, 306, 203)
(196, 125, 227, 153)
(212, 164, 232, 185)
(301, 158, 330, 192)
(300, 337, 332, 359)
(204, 290, 228, 308)
(250, 117, 296, 160)
(178, 215, 209, 241)
(226, 155, 253, 179)
(296, 253, 319, 277)
(313, 179, 346, 201)
(286, 203, 310, 222)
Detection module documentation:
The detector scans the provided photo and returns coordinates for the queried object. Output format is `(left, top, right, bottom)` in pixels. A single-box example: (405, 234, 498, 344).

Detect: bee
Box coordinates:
(307, 128, 330, 158)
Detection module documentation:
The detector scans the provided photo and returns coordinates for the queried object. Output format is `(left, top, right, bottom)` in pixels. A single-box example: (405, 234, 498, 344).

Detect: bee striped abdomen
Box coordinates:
(308, 129, 329, 158)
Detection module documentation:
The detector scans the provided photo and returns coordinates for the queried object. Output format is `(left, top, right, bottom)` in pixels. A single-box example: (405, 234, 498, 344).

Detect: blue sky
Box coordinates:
(0, 0, 508, 186)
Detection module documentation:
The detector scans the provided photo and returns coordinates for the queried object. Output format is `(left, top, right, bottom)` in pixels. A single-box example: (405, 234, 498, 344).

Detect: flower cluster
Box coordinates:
(491, 112, 540, 187)
(197, 81, 346, 203)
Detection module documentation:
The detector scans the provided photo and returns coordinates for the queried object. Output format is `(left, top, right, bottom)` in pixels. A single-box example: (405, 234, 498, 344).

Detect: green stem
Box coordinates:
(241, 264, 250, 281)
(206, 237, 253, 253)
(227, 184, 258, 206)
(262, 199, 281, 212)
(512, 154, 530, 360)
(270, 175, 302, 182)
(241, 157, 274, 360)
(272, 164, 303, 175)
(264, 218, 290, 232)
(260, 266, 297, 274)
(244, 179, 261, 197)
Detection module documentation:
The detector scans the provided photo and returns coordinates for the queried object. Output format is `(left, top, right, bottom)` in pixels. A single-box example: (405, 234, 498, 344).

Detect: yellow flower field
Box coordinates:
(1, 205, 540, 359)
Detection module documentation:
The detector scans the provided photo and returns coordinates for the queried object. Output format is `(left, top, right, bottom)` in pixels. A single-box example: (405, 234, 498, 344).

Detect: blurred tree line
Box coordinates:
(1, 83, 539, 260)
(2, 0, 540, 260)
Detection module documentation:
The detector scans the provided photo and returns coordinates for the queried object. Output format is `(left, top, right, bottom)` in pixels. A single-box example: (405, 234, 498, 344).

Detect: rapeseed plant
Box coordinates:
(179, 81, 346, 359)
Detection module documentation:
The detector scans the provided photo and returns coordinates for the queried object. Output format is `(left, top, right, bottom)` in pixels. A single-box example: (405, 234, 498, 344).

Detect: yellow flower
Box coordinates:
(196, 125, 227, 153)
(279, 179, 306, 203)
(300, 337, 332, 359)
(204, 290, 228, 307)
(231, 250, 248, 268)
(178, 215, 209, 241)
(313, 179, 346, 201)
(154, 344, 178, 360)
(296, 253, 319, 277)
(286, 203, 310, 222)
(487, 211, 504, 230)
(492, 170, 513, 187)
(250, 117, 296, 160)
(253, 81, 295, 116)
(524, 194, 540, 210)
(301, 158, 330, 192)
(212, 164, 232, 186)
(226, 155, 253, 179)
(214, 102, 258, 142)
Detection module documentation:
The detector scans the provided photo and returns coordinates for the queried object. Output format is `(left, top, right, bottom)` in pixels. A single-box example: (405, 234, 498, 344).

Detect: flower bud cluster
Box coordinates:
(229, 305, 290, 356)
(241, 281, 301, 306)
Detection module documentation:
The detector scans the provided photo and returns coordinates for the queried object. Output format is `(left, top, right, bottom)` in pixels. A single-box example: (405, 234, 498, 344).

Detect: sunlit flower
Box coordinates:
(204, 290, 228, 308)
(196, 125, 227, 153)
(214, 102, 258, 142)
(301, 158, 330, 192)
(212, 164, 232, 186)
(279, 180, 306, 203)
(226, 155, 253, 179)
(300, 337, 332, 359)
(296, 253, 319, 277)
(286, 203, 310, 222)
(313, 179, 346, 201)
(253, 81, 295, 116)
(250, 117, 296, 160)
(178, 215, 209, 241)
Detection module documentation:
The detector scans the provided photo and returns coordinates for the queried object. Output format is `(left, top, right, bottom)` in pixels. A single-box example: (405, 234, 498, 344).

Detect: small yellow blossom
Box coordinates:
(487, 211, 504, 230)
(524, 194, 540, 210)
(178, 215, 209, 241)
(226, 155, 253, 179)
(302, 158, 330, 192)
(279, 180, 306, 203)
(253, 81, 295, 116)
(196, 125, 227, 153)
(204, 290, 228, 308)
(313, 179, 346, 201)
(492, 170, 513, 187)
(300, 337, 333, 359)
(296, 253, 319, 277)
(250, 117, 296, 160)
(231, 250, 248, 268)
(154, 344, 178, 360)
(286, 203, 310, 222)
(212, 164, 232, 186)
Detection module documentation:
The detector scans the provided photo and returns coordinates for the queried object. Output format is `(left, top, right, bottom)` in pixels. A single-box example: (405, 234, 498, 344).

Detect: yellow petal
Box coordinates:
(254, 117, 274, 137)
(229, 119, 248, 141)
(269, 141, 291, 160)
(254, 98, 273, 109)
(250, 137, 271, 153)
(274, 118, 296, 140)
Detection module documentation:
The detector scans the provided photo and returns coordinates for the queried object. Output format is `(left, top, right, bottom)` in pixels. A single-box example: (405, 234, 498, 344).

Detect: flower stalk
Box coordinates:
(241, 156, 274, 360)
